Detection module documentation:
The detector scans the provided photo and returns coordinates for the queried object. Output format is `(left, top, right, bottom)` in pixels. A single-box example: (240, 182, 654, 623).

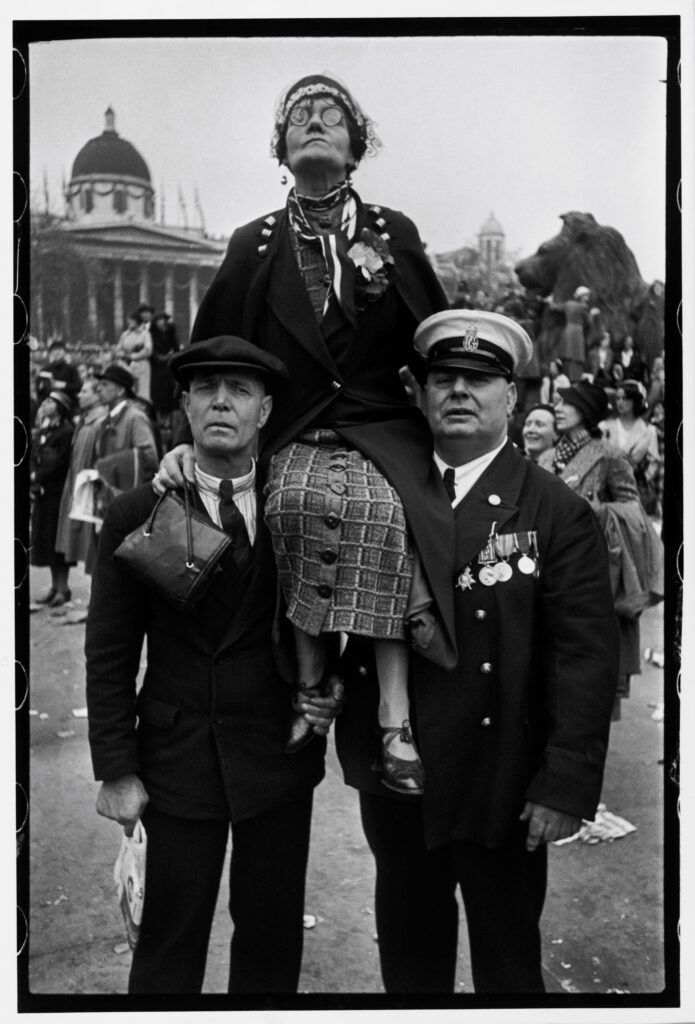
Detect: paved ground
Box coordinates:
(22, 561, 671, 1001)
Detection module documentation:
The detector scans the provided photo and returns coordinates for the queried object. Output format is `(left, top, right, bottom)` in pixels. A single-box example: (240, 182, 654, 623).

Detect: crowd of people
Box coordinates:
(29, 72, 666, 999)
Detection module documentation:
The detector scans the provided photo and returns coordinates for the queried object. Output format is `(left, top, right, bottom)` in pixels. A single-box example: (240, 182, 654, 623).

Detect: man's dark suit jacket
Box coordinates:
(85, 482, 324, 823)
(337, 441, 619, 850)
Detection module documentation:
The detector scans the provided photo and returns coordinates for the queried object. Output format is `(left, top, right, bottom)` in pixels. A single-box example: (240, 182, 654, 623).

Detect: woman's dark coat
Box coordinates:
(190, 201, 457, 662)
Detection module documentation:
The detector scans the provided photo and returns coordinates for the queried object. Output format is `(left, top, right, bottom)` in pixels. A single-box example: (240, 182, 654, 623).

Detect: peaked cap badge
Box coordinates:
(463, 323, 479, 352)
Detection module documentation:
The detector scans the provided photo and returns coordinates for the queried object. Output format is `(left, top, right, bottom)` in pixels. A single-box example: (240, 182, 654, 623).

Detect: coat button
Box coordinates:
(323, 274, 332, 285)
(324, 513, 340, 529)
(321, 549, 337, 564)
(474, 609, 486, 621)
(358, 665, 367, 676)
(480, 662, 493, 674)
(481, 717, 492, 728)
(331, 380, 342, 391)
(317, 584, 332, 598)
(330, 482, 346, 495)
(488, 494, 501, 506)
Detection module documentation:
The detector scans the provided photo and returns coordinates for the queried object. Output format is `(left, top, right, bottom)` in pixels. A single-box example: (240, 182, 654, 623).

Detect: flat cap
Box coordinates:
(169, 336, 289, 386)
(414, 309, 533, 379)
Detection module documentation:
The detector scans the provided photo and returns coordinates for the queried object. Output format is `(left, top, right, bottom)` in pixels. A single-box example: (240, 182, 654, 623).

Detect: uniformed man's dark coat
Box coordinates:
(336, 441, 619, 850)
(85, 481, 325, 823)
(188, 201, 458, 663)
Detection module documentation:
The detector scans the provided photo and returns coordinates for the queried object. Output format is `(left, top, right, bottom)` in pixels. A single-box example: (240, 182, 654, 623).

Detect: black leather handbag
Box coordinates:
(113, 482, 231, 612)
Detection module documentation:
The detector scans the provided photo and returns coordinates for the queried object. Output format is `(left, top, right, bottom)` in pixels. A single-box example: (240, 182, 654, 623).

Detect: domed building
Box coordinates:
(478, 211, 505, 267)
(65, 107, 155, 224)
(38, 108, 227, 348)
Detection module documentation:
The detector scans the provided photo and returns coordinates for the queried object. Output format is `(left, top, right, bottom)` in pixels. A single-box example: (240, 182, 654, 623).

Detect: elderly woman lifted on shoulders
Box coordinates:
(159, 74, 456, 795)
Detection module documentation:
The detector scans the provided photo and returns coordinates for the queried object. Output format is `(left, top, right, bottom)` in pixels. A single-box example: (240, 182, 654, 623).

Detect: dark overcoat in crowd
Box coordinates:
(149, 320, 180, 414)
(337, 441, 619, 851)
(30, 419, 74, 566)
(85, 481, 325, 822)
(189, 201, 457, 661)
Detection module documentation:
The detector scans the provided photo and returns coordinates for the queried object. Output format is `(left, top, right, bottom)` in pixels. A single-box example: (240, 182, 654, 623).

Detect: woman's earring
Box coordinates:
(280, 172, 288, 186)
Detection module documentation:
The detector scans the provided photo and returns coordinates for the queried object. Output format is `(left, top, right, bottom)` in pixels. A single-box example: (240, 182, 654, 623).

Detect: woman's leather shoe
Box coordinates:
(380, 720, 425, 796)
(283, 684, 320, 754)
(34, 588, 57, 605)
(48, 589, 71, 608)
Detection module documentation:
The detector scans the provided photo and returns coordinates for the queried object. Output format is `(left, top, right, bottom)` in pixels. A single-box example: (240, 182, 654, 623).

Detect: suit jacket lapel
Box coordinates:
(453, 442, 526, 571)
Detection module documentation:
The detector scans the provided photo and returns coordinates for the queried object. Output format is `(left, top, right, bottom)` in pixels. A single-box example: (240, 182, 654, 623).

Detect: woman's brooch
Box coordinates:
(348, 219, 394, 303)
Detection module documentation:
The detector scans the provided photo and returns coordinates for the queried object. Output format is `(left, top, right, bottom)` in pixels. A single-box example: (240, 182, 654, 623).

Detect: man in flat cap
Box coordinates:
(336, 309, 619, 993)
(86, 337, 340, 994)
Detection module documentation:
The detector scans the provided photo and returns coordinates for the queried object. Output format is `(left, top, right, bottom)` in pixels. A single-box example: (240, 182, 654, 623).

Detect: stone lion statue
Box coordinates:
(515, 212, 650, 367)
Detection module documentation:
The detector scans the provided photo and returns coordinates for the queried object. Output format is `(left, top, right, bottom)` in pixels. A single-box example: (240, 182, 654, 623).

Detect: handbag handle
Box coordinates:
(143, 482, 196, 569)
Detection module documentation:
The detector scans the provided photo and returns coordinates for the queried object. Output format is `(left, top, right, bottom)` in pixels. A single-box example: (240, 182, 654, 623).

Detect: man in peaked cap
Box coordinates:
(86, 337, 342, 994)
(336, 309, 619, 993)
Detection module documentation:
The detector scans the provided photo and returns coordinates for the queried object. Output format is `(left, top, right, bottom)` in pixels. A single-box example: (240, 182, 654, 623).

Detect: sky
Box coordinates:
(26, 29, 670, 283)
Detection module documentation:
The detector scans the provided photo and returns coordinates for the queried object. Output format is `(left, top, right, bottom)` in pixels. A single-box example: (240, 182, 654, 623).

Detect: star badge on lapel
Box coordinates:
(456, 566, 476, 591)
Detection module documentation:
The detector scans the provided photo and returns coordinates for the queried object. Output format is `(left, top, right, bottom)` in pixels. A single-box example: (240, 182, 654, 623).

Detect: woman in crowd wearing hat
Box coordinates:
(115, 310, 153, 402)
(616, 333, 648, 386)
(54, 377, 108, 577)
(521, 403, 558, 463)
(30, 391, 76, 607)
(603, 380, 660, 515)
(543, 285, 601, 383)
(539, 356, 570, 406)
(538, 380, 663, 719)
(167, 73, 455, 793)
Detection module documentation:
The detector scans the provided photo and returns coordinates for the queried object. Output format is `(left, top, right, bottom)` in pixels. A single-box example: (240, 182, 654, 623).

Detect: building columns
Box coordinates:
(165, 266, 175, 317)
(113, 261, 124, 338)
(138, 264, 150, 305)
(87, 268, 98, 343)
(188, 268, 200, 328)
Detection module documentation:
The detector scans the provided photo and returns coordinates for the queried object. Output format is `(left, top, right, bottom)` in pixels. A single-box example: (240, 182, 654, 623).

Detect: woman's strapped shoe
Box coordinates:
(380, 719, 425, 796)
(283, 684, 320, 754)
(34, 588, 57, 605)
(48, 589, 71, 608)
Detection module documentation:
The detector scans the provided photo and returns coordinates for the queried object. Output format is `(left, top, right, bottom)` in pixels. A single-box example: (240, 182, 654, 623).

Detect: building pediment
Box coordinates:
(60, 220, 227, 255)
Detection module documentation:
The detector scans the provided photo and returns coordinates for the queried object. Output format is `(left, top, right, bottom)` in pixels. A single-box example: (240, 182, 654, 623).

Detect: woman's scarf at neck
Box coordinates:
(552, 427, 593, 475)
(287, 181, 359, 326)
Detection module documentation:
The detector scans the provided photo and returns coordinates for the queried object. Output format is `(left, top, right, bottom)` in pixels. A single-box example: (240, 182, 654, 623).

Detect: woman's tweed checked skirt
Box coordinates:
(264, 431, 413, 639)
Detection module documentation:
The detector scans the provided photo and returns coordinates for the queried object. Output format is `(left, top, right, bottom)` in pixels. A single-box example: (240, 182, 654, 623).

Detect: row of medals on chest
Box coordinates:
(456, 528, 539, 591)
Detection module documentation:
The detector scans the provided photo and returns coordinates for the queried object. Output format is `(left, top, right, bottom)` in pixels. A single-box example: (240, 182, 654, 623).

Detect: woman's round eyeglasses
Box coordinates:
(288, 104, 344, 128)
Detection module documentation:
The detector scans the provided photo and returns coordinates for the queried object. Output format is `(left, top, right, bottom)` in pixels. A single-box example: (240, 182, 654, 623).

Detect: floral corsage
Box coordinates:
(348, 228, 394, 303)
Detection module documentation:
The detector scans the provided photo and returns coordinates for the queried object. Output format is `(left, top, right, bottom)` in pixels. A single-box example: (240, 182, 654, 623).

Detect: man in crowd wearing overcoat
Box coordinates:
(85, 337, 341, 994)
(336, 308, 619, 993)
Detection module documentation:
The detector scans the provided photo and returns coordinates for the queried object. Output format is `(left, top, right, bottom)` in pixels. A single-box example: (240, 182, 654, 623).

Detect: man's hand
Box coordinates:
(96, 774, 149, 835)
(299, 676, 345, 737)
(519, 801, 581, 852)
(153, 444, 195, 493)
